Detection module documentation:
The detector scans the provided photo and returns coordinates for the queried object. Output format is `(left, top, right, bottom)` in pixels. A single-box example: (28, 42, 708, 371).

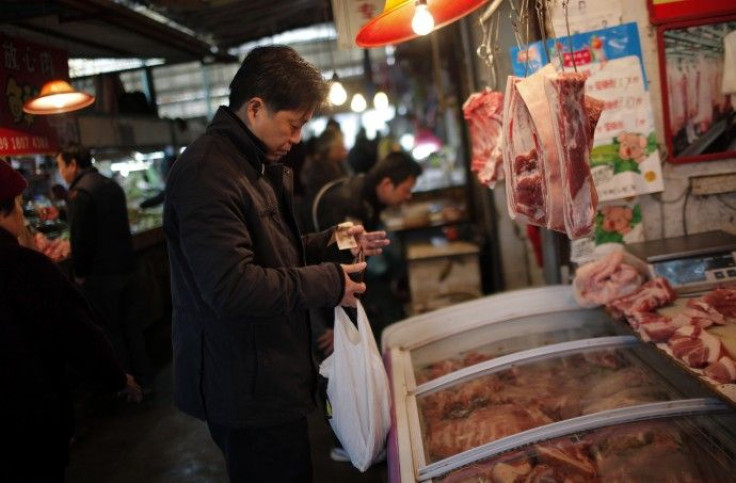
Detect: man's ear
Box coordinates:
(245, 97, 264, 123)
(377, 177, 393, 190)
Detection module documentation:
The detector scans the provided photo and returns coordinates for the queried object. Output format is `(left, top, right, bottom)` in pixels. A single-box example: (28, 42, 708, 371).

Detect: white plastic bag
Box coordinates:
(318, 301, 391, 472)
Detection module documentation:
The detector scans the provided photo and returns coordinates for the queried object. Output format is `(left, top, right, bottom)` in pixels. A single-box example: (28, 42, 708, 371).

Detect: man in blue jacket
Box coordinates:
(163, 45, 388, 482)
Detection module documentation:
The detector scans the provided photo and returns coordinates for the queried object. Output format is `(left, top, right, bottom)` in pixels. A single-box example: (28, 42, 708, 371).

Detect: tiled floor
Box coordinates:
(65, 328, 388, 483)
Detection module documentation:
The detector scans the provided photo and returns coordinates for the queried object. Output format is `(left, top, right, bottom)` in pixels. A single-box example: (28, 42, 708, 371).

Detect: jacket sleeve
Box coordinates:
(68, 190, 96, 278)
(168, 155, 344, 319)
(33, 254, 126, 391)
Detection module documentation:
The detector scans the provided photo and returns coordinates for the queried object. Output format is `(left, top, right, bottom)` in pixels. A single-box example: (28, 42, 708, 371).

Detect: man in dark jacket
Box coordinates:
(163, 45, 388, 483)
(312, 150, 422, 232)
(56, 143, 152, 389)
(0, 160, 142, 482)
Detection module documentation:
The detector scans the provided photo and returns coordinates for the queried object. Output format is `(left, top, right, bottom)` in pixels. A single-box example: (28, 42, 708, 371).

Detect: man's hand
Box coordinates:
(345, 225, 390, 257)
(340, 261, 367, 307)
(317, 329, 334, 356)
(118, 373, 143, 403)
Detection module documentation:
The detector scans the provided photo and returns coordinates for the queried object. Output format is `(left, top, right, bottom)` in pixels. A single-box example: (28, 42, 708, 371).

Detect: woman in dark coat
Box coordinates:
(0, 160, 142, 482)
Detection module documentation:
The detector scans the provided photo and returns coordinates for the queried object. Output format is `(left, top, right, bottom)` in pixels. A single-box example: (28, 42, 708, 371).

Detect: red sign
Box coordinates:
(0, 34, 70, 155)
(648, 0, 736, 24)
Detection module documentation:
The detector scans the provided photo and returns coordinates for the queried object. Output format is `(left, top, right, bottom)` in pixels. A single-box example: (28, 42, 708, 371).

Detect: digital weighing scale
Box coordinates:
(625, 230, 736, 294)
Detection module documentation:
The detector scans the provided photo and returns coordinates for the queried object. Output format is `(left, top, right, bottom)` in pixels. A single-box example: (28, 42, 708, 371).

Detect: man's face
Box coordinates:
(378, 176, 416, 207)
(0, 196, 26, 238)
(55, 154, 77, 185)
(247, 100, 311, 162)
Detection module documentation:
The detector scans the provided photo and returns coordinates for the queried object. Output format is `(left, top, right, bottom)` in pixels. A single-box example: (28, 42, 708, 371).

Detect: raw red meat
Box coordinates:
(699, 288, 736, 319)
(544, 72, 600, 239)
(668, 325, 724, 368)
(704, 356, 736, 383)
(573, 250, 645, 308)
(516, 64, 564, 232)
(463, 89, 505, 188)
(502, 76, 547, 225)
(607, 277, 678, 318)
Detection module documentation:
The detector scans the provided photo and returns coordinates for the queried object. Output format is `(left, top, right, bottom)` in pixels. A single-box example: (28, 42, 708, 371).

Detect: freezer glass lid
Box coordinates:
(412, 308, 622, 385)
(433, 413, 736, 482)
(417, 345, 684, 464)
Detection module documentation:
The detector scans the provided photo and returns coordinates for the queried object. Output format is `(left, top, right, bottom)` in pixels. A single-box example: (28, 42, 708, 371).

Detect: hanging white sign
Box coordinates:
(331, 0, 384, 50)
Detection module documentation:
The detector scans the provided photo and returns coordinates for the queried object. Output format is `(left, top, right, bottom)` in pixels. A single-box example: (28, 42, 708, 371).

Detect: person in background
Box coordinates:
(0, 160, 142, 483)
(347, 127, 379, 174)
(310, 150, 422, 463)
(56, 143, 153, 391)
(163, 45, 389, 483)
(300, 124, 350, 206)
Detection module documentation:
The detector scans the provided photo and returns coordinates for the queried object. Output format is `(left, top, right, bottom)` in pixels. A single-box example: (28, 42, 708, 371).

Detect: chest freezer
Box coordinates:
(382, 286, 736, 482)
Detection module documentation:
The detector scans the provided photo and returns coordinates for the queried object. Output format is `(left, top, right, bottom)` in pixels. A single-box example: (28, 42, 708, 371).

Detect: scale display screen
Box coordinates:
(651, 253, 736, 286)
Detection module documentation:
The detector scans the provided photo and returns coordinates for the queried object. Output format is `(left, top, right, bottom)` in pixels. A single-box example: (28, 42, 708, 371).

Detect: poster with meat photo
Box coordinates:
(510, 23, 665, 203)
(570, 198, 646, 263)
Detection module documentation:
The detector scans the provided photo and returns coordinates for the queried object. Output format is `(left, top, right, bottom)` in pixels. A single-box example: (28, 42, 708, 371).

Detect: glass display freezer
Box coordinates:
(382, 286, 736, 482)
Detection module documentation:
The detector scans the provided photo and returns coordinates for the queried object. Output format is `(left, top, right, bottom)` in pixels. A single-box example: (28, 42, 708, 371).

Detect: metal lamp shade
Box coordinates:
(356, 0, 489, 48)
(22, 80, 95, 115)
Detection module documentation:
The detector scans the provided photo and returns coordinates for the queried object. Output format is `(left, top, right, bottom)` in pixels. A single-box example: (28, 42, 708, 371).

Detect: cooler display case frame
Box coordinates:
(381, 286, 736, 482)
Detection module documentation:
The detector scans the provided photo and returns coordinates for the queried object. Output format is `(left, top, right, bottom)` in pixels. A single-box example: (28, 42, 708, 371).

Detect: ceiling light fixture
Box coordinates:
(411, 0, 435, 35)
(22, 79, 95, 115)
(373, 91, 389, 110)
(328, 72, 348, 106)
(356, 0, 489, 48)
(350, 93, 367, 113)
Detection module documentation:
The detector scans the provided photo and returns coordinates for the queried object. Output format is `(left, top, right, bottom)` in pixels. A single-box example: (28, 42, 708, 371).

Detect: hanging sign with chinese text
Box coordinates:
(0, 34, 70, 155)
(510, 22, 664, 203)
(332, 0, 384, 50)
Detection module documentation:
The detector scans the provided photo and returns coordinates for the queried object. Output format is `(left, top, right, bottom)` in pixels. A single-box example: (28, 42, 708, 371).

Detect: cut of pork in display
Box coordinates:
(436, 416, 736, 482)
(502, 76, 547, 226)
(463, 89, 505, 188)
(545, 72, 601, 239)
(417, 347, 679, 462)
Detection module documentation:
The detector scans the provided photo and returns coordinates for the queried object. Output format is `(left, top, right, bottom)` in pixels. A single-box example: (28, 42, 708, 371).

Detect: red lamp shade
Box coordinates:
(22, 80, 95, 115)
(356, 0, 489, 48)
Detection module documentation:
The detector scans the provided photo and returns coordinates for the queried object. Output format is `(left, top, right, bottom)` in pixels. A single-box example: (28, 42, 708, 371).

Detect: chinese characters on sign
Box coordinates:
(331, 0, 384, 50)
(0, 34, 71, 155)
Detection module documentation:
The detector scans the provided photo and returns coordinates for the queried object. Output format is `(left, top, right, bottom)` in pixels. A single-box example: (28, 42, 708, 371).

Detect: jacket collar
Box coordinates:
(0, 226, 19, 247)
(69, 167, 97, 191)
(209, 106, 269, 176)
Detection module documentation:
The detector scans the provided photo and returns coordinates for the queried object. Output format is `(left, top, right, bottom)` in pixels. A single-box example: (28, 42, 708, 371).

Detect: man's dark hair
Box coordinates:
(0, 197, 14, 217)
(229, 45, 328, 113)
(57, 143, 92, 169)
(366, 151, 423, 187)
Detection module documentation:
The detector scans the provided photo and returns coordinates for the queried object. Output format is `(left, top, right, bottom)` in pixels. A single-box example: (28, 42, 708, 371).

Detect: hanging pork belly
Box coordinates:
(502, 65, 603, 240)
(463, 89, 505, 188)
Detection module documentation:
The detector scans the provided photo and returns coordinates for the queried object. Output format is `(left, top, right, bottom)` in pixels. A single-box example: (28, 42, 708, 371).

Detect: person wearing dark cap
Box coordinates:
(56, 143, 153, 391)
(164, 45, 389, 482)
(0, 160, 143, 482)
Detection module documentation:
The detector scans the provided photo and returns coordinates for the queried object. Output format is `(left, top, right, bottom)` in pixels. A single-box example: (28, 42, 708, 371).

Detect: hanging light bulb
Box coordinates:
(356, 0, 488, 48)
(350, 93, 367, 113)
(411, 0, 435, 35)
(328, 73, 347, 106)
(22, 79, 95, 115)
(373, 91, 389, 110)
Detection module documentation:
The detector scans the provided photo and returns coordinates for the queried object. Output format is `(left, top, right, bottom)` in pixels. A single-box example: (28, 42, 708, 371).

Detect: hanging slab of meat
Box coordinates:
(544, 71, 601, 239)
(463, 89, 505, 188)
(502, 76, 547, 226)
(516, 64, 564, 232)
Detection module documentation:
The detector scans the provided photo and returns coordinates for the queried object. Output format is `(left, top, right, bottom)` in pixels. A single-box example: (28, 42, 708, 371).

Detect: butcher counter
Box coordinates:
(381, 285, 736, 482)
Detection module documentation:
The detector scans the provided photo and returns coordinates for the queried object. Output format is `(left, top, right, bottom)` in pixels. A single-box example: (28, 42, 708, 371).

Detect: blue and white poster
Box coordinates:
(509, 22, 664, 203)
